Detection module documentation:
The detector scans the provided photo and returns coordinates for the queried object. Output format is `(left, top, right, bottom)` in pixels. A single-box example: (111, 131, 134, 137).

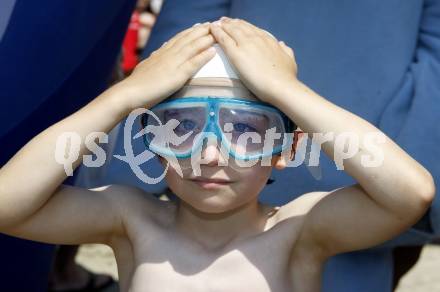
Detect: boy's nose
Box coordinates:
(200, 137, 227, 166)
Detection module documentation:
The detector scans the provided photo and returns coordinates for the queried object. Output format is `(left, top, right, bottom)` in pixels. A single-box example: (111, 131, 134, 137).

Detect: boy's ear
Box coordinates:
(273, 130, 305, 170)
(291, 129, 305, 160)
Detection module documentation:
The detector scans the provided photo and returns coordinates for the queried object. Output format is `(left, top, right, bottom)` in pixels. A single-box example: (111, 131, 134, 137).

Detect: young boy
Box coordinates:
(0, 19, 435, 292)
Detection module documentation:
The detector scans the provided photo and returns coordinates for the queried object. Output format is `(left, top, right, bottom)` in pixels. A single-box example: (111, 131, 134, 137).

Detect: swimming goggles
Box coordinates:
(140, 97, 296, 161)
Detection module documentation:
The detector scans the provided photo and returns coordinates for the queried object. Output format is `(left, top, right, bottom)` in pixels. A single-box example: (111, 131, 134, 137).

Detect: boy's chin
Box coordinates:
(180, 196, 252, 214)
(185, 200, 234, 214)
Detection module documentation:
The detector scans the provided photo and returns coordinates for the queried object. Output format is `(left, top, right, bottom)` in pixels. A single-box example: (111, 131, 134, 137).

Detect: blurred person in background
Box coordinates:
(121, 0, 157, 75)
(0, 1, 138, 291)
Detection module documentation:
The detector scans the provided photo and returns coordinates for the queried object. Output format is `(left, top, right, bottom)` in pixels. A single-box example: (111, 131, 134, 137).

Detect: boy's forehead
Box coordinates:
(169, 77, 259, 101)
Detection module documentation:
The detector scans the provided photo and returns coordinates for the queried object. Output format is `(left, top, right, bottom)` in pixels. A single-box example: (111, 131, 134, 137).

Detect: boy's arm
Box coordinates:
(211, 19, 435, 257)
(0, 23, 215, 244)
(1, 184, 146, 245)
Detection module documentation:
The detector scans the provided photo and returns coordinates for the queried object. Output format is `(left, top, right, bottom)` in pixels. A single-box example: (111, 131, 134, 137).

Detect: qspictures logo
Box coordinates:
(54, 108, 386, 184)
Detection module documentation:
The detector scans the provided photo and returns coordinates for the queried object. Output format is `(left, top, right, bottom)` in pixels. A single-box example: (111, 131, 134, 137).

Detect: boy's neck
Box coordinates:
(175, 198, 266, 251)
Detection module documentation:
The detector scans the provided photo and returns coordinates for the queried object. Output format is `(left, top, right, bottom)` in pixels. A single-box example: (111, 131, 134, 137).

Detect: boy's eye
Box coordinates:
(233, 122, 257, 133)
(176, 119, 197, 132)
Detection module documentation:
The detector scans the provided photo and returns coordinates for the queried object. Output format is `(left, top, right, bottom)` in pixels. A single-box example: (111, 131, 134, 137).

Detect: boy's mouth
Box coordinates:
(189, 177, 234, 189)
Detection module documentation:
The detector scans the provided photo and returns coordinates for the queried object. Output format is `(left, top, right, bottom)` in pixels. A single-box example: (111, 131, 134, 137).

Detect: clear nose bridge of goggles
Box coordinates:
(193, 102, 232, 159)
(205, 102, 219, 133)
(141, 97, 296, 160)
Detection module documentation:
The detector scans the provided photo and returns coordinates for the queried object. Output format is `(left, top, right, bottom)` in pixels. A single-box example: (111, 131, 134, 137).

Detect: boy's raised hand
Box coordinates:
(118, 22, 216, 110)
(210, 18, 298, 104)
(212, 18, 436, 260)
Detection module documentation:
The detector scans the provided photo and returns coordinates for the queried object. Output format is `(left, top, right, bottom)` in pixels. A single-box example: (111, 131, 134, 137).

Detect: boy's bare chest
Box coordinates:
(113, 220, 320, 292)
(128, 231, 292, 292)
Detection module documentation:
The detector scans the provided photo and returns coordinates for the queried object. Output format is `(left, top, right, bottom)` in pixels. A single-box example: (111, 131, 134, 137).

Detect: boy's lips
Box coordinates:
(189, 177, 234, 189)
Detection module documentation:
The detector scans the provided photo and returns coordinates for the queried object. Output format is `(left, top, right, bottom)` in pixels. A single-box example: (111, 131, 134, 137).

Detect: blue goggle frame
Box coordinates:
(140, 97, 297, 161)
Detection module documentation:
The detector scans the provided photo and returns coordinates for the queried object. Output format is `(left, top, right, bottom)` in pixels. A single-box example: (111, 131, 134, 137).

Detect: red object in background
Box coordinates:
(122, 11, 140, 73)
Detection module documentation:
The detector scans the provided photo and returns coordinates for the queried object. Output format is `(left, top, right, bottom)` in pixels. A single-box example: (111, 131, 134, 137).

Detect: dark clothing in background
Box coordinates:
(0, 1, 136, 291)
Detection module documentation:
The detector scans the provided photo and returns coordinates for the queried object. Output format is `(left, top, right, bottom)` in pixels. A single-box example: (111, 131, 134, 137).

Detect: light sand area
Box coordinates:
(395, 245, 440, 292)
(76, 244, 440, 291)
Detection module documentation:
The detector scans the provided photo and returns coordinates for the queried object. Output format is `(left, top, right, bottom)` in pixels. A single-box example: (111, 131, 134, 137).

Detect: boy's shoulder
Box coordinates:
(94, 184, 176, 230)
(262, 191, 333, 258)
(265, 190, 332, 236)
(272, 191, 330, 224)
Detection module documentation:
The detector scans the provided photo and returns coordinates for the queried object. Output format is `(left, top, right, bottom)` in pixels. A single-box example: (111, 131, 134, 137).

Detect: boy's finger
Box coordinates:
(230, 18, 259, 36)
(171, 23, 211, 51)
(279, 41, 294, 58)
(234, 19, 280, 45)
(179, 47, 217, 76)
(223, 17, 265, 39)
(219, 19, 250, 44)
(210, 22, 237, 55)
(179, 34, 215, 63)
(164, 23, 210, 50)
(162, 27, 194, 49)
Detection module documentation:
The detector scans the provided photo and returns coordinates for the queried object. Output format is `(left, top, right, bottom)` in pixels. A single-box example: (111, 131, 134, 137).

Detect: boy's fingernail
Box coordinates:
(212, 20, 222, 27)
(193, 23, 201, 27)
(220, 16, 230, 21)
